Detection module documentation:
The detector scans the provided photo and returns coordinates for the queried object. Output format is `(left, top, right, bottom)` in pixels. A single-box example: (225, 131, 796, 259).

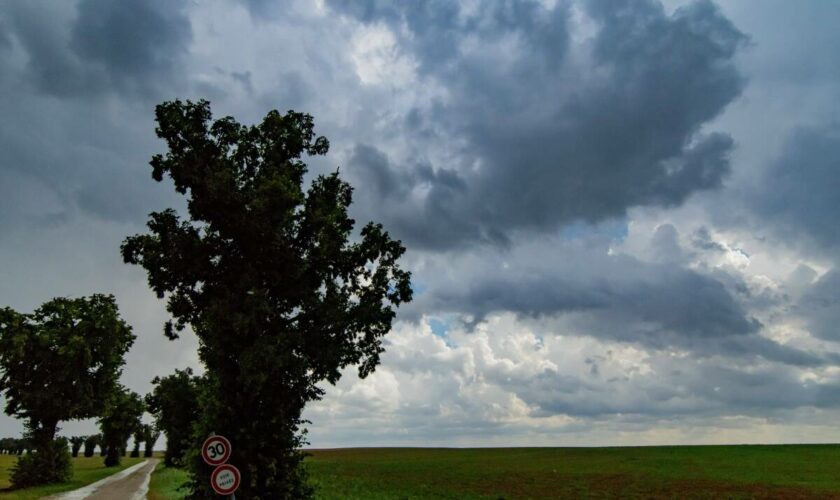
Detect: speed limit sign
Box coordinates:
(201, 435, 232, 466)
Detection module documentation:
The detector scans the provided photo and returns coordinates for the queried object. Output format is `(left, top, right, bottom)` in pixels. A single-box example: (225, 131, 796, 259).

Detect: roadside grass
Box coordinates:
(146, 445, 840, 499)
(0, 455, 144, 500)
(147, 462, 189, 500)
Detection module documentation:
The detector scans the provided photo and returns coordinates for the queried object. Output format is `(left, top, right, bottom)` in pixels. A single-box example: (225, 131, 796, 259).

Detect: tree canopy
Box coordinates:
(98, 387, 144, 467)
(146, 367, 201, 466)
(0, 294, 135, 486)
(123, 100, 412, 498)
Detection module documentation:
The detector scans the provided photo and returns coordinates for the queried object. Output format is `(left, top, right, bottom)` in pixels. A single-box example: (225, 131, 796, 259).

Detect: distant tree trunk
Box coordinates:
(70, 437, 84, 457)
(105, 446, 120, 467)
(83, 437, 97, 457)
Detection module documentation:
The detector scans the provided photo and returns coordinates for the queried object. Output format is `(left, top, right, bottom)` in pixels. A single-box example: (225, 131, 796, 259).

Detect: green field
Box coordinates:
(0, 454, 144, 500)
(148, 444, 840, 499)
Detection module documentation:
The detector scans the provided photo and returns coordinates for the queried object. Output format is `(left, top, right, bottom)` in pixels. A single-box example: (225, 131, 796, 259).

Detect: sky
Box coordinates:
(0, 0, 839, 447)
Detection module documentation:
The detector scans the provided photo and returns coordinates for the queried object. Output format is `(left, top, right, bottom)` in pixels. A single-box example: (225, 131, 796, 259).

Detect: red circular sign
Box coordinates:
(201, 435, 232, 466)
(211, 463, 241, 495)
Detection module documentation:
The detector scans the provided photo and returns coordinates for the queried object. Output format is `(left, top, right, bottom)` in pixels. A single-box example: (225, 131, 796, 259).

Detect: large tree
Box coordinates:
(122, 100, 412, 498)
(0, 295, 135, 486)
(145, 368, 201, 466)
(98, 388, 144, 467)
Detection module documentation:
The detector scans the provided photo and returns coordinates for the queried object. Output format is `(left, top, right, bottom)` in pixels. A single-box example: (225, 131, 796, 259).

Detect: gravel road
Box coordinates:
(45, 458, 159, 500)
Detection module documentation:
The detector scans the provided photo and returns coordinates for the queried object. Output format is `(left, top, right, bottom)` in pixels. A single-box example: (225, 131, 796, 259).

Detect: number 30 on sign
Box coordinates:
(202, 435, 232, 466)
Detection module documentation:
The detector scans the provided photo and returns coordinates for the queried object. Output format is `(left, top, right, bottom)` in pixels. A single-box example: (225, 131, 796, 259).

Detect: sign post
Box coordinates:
(202, 435, 239, 497)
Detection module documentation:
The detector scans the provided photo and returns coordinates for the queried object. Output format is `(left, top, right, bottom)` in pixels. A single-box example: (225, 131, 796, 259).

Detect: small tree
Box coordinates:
(146, 368, 201, 466)
(83, 435, 99, 458)
(99, 388, 144, 467)
(142, 424, 160, 458)
(69, 436, 85, 458)
(123, 100, 411, 497)
(11, 431, 70, 487)
(130, 428, 143, 457)
(0, 295, 135, 487)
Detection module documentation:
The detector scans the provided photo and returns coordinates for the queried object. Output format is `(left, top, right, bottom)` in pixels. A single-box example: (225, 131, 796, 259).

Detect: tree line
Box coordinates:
(0, 100, 411, 497)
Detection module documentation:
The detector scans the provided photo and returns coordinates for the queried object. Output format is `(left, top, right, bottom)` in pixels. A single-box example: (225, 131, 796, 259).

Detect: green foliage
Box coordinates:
(146, 368, 201, 466)
(10, 436, 71, 488)
(0, 295, 135, 486)
(98, 388, 144, 468)
(123, 100, 412, 498)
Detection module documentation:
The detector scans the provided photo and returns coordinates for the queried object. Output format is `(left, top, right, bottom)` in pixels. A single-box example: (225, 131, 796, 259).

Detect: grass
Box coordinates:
(146, 445, 840, 499)
(0, 454, 144, 500)
(147, 461, 189, 500)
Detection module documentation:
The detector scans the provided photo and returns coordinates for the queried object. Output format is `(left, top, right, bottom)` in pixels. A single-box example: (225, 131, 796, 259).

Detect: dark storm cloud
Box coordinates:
(414, 251, 760, 342)
(799, 269, 840, 342)
(0, 0, 192, 227)
(498, 354, 840, 419)
(0, 0, 191, 98)
(70, 0, 192, 95)
(745, 125, 840, 254)
(335, 0, 746, 250)
(405, 234, 839, 367)
(0, 17, 10, 50)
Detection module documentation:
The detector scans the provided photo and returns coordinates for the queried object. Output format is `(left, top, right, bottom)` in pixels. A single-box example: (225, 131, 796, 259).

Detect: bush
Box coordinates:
(10, 438, 72, 488)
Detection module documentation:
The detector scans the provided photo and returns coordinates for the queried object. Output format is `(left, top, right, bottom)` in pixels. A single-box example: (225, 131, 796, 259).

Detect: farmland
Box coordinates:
(148, 444, 840, 499)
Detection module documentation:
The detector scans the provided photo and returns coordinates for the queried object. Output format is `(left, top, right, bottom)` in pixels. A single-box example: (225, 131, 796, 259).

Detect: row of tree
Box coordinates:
(0, 437, 30, 455)
(66, 425, 160, 459)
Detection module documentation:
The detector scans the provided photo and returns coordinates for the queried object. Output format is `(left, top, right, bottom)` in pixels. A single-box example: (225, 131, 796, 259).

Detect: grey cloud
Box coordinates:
(402, 230, 840, 368)
(800, 269, 840, 341)
(692, 226, 726, 252)
(746, 125, 840, 254)
(337, 0, 745, 249)
(70, 0, 192, 96)
(516, 358, 840, 420)
(650, 224, 687, 264)
(0, 17, 10, 50)
(0, 0, 192, 99)
(418, 252, 759, 342)
(0, 2, 97, 97)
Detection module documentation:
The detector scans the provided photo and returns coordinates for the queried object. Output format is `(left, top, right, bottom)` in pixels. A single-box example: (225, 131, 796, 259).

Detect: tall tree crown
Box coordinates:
(122, 99, 412, 382)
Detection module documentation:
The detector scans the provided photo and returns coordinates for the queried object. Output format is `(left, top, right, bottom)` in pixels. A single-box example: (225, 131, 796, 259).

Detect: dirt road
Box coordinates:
(46, 458, 159, 500)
